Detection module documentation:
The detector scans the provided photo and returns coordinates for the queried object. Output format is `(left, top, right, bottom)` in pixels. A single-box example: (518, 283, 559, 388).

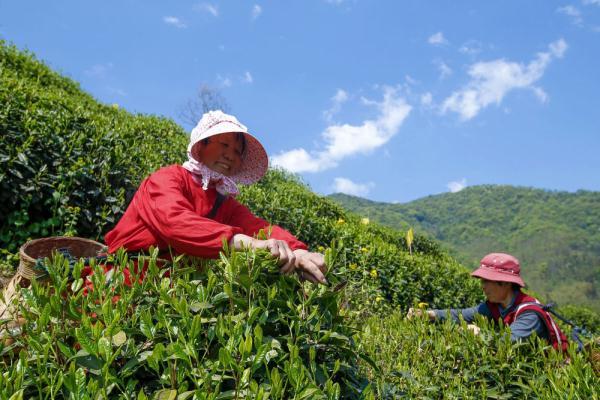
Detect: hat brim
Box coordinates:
(233, 132, 268, 184)
(471, 267, 525, 287)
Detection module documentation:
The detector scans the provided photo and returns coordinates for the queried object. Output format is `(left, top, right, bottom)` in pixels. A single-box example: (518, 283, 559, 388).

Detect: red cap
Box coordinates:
(471, 253, 525, 287)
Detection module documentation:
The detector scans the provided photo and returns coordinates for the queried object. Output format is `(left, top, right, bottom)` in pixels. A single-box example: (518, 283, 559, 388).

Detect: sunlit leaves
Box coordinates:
(1, 246, 366, 398)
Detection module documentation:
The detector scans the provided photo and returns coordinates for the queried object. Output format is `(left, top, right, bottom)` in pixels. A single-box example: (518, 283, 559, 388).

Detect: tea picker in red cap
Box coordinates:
(407, 252, 568, 351)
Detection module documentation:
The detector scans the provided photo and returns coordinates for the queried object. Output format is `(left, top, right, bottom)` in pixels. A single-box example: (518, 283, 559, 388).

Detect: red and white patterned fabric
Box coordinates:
(182, 110, 268, 194)
(182, 160, 241, 196)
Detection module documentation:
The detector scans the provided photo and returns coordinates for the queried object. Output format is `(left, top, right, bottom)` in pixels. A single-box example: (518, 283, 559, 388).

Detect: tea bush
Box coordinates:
(357, 311, 599, 399)
(0, 247, 374, 399)
(1, 40, 482, 314)
(239, 169, 483, 314)
(0, 40, 188, 252)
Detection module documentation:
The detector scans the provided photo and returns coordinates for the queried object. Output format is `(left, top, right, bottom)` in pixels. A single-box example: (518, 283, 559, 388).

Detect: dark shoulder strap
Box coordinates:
(487, 301, 501, 321)
(207, 192, 227, 219)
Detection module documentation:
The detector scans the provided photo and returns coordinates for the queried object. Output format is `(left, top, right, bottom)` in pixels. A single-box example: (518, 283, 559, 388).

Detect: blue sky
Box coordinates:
(1, 1, 599, 202)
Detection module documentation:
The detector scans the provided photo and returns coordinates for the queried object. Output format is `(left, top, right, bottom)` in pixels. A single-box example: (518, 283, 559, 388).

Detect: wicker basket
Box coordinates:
(1, 236, 106, 341)
(18, 236, 106, 280)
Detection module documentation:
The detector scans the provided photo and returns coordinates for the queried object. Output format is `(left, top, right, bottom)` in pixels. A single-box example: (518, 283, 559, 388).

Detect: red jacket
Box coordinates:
(105, 165, 307, 258)
(488, 291, 569, 352)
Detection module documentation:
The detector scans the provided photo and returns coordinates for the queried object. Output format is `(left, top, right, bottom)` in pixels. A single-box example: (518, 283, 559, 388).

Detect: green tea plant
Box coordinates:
(357, 311, 599, 399)
(1, 40, 484, 318)
(239, 169, 483, 315)
(0, 40, 189, 252)
(0, 247, 374, 399)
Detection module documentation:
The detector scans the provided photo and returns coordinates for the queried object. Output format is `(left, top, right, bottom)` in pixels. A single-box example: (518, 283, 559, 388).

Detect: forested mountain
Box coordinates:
(330, 186, 600, 312)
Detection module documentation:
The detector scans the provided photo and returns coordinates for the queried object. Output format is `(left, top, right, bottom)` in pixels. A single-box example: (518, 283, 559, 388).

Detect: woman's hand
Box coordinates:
(229, 234, 296, 273)
(406, 307, 436, 321)
(466, 324, 481, 335)
(229, 235, 327, 284)
(293, 249, 327, 285)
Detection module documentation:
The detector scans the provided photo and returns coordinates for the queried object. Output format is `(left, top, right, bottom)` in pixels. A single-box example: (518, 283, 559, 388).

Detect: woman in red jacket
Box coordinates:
(105, 110, 327, 284)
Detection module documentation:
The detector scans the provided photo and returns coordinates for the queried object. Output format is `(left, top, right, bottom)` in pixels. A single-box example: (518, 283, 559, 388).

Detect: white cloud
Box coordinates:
(549, 39, 568, 57)
(251, 4, 262, 19)
(436, 60, 453, 79)
(442, 39, 567, 120)
(583, 0, 600, 5)
(557, 6, 583, 26)
(428, 32, 448, 45)
(84, 63, 113, 78)
(332, 177, 374, 196)
(405, 75, 418, 85)
(447, 178, 467, 193)
(420, 92, 433, 106)
(271, 148, 327, 173)
(325, 0, 345, 4)
(163, 16, 187, 28)
(272, 87, 411, 173)
(195, 3, 219, 16)
(531, 86, 548, 103)
(323, 89, 348, 122)
(242, 71, 253, 83)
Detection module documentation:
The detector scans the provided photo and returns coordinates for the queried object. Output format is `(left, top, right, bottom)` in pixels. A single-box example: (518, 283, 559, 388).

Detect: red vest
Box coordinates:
(487, 291, 569, 352)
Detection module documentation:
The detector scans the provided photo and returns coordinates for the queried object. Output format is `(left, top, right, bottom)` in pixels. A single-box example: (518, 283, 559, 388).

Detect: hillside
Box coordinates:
(1, 41, 598, 398)
(330, 186, 600, 312)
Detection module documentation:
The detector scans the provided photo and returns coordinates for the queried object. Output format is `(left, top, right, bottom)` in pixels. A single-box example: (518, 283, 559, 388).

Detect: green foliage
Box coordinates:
(239, 169, 345, 250)
(240, 170, 482, 315)
(2, 40, 598, 399)
(0, 248, 370, 399)
(357, 311, 600, 399)
(556, 305, 600, 335)
(0, 40, 189, 253)
(330, 187, 600, 313)
(240, 169, 446, 259)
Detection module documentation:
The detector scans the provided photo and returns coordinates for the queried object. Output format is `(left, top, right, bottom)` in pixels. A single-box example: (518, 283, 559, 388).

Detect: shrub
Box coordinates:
(357, 311, 599, 398)
(0, 248, 372, 399)
(0, 40, 188, 252)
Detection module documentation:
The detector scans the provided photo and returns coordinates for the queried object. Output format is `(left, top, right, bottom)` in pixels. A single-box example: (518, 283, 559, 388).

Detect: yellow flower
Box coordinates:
(370, 269, 378, 278)
(361, 218, 370, 225)
(336, 218, 345, 225)
(375, 296, 383, 302)
(349, 263, 358, 270)
(418, 302, 429, 309)
(317, 245, 325, 252)
(361, 247, 369, 253)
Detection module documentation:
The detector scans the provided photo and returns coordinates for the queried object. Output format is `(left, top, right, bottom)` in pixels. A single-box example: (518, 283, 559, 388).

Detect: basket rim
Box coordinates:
(19, 236, 106, 263)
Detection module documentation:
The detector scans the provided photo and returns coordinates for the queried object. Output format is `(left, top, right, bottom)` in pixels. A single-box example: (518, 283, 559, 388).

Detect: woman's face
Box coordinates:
(193, 132, 244, 176)
(480, 279, 512, 304)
